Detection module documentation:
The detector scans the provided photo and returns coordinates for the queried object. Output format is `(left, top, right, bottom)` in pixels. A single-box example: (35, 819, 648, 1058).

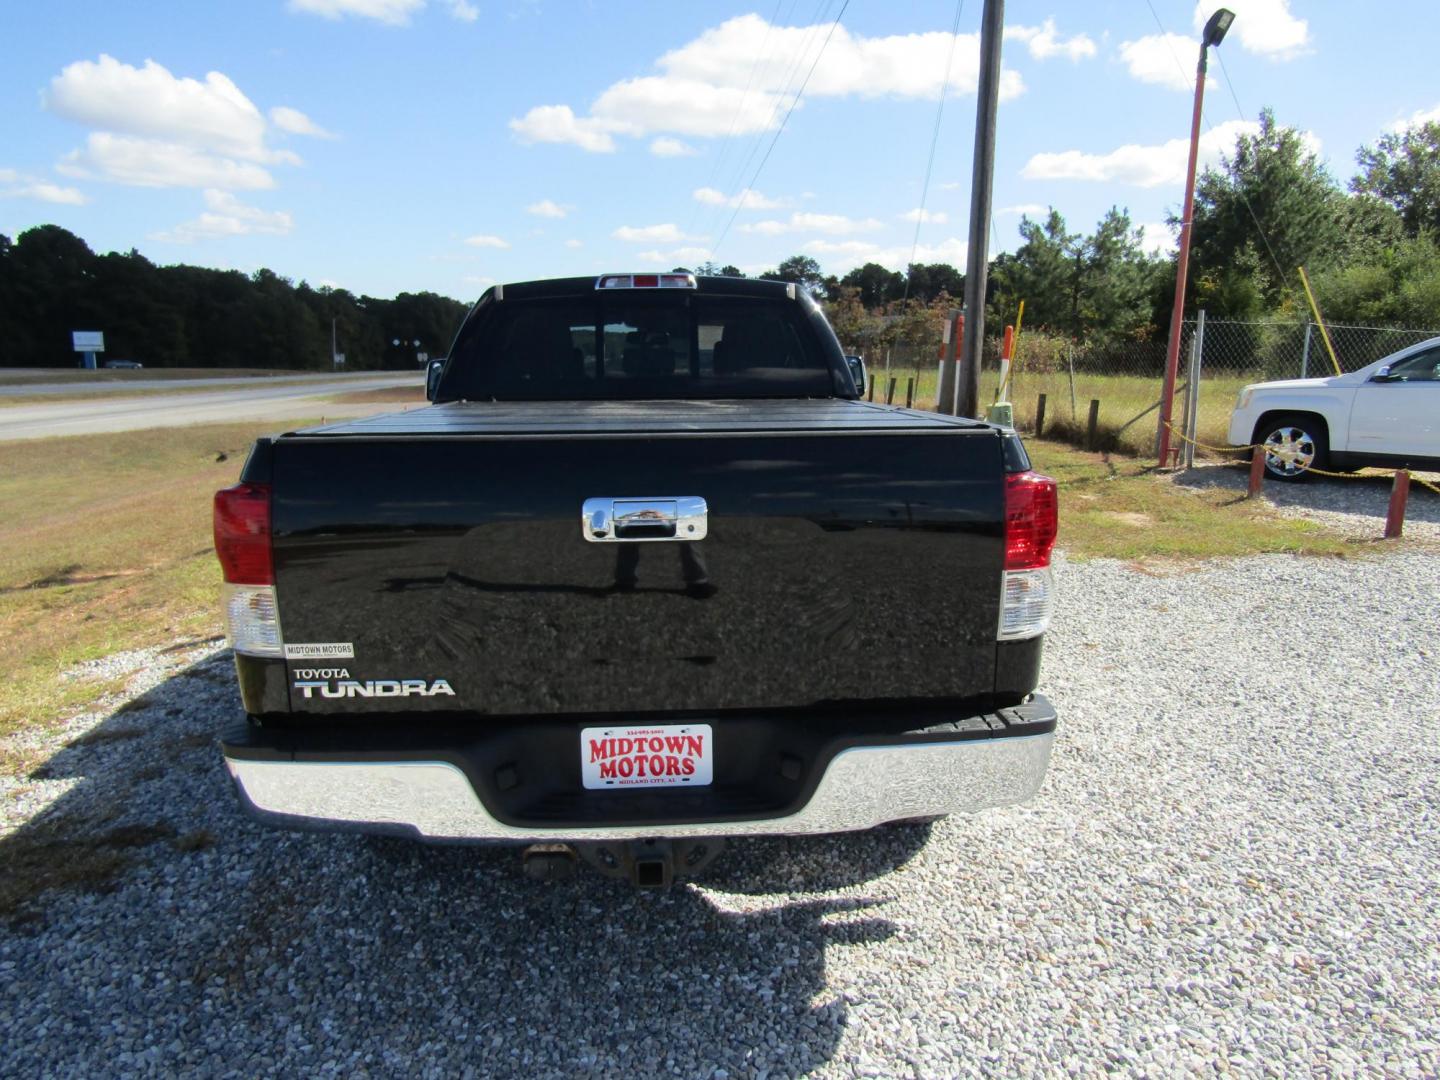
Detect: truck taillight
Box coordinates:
(999, 471, 1057, 640)
(214, 483, 273, 584)
(1004, 472, 1057, 570)
(214, 483, 283, 658)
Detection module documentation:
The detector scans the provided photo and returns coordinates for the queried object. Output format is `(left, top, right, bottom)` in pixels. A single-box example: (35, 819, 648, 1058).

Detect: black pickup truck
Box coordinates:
(214, 272, 1058, 885)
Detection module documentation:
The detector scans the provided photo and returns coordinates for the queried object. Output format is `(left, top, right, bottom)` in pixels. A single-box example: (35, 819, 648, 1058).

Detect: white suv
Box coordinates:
(1228, 337, 1440, 480)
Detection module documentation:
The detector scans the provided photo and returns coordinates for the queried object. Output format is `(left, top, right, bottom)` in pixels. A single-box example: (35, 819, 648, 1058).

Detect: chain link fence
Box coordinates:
(852, 315, 1440, 457)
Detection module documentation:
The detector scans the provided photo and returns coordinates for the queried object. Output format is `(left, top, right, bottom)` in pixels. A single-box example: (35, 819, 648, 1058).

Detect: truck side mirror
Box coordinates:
(845, 355, 866, 397)
(426, 359, 444, 401)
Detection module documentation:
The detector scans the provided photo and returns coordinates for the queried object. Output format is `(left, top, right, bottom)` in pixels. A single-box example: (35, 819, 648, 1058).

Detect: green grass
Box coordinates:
(0, 421, 308, 742)
(872, 366, 1252, 457)
(1027, 440, 1359, 562)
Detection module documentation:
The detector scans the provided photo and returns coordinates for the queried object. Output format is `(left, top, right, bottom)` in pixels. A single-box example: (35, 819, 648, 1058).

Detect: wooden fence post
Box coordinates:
(1035, 393, 1047, 438)
(1385, 470, 1411, 539)
(1086, 399, 1101, 450)
(905, 377, 915, 408)
(1247, 450, 1265, 497)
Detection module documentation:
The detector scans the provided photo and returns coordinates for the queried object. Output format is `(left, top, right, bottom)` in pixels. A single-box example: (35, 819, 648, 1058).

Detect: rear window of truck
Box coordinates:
(440, 294, 836, 400)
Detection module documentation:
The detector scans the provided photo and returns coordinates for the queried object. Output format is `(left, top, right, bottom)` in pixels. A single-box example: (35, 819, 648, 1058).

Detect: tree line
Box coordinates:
(5, 110, 1435, 369)
(0, 225, 470, 370)
(741, 110, 1440, 354)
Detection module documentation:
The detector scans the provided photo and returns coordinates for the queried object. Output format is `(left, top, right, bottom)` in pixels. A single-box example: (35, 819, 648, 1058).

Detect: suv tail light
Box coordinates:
(999, 471, 1057, 640)
(213, 483, 283, 657)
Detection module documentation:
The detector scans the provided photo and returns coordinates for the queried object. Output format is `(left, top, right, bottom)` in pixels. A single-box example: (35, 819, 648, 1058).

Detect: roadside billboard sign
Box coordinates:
(72, 331, 105, 352)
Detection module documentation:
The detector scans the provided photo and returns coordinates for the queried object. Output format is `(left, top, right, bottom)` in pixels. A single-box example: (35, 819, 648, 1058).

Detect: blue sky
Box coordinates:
(3, 1, 1437, 301)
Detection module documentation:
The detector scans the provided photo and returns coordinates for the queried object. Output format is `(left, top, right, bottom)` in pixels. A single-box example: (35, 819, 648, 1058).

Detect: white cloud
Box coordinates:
(1117, 34, 1199, 92)
(0, 169, 90, 205)
(741, 211, 881, 236)
(526, 198, 571, 218)
(692, 186, 788, 210)
(59, 133, 278, 189)
(657, 15, 1025, 103)
(804, 237, 969, 274)
(47, 56, 278, 161)
(650, 137, 698, 157)
(1135, 221, 1178, 257)
(636, 246, 713, 265)
(591, 78, 783, 141)
(269, 105, 335, 139)
(564, 239, 583, 249)
(289, 0, 424, 24)
(1121, 3, 1310, 89)
(508, 105, 629, 153)
(997, 203, 1047, 216)
(511, 13, 1024, 152)
(462, 274, 497, 288)
(464, 234, 510, 248)
(1388, 102, 1440, 133)
(152, 189, 293, 242)
(1194, 0, 1308, 59)
(44, 56, 307, 190)
(445, 0, 478, 21)
(613, 223, 699, 244)
(1021, 119, 1270, 188)
(1007, 19, 1096, 62)
(900, 208, 948, 224)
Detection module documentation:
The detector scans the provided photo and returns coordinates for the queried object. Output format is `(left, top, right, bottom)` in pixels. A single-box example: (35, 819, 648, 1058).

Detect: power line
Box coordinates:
(685, 0, 786, 239)
(707, 0, 832, 241)
(1212, 49, 1294, 292)
(712, 0, 851, 257)
(902, 0, 967, 303)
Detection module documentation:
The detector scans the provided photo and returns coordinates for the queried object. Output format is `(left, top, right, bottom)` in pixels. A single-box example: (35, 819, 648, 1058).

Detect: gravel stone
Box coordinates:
(2, 552, 1438, 1077)
(1173, 462, 1440, 542)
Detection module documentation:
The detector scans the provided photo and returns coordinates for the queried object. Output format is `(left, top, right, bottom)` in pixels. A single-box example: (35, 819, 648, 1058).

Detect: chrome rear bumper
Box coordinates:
(225, 730, 1054, 842)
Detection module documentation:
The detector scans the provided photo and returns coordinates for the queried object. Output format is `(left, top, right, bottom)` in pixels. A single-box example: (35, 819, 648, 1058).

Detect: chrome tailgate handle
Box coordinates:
(582, 497, 707, 542)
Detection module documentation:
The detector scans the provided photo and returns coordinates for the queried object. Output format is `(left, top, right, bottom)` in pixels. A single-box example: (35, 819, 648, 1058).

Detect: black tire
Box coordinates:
(1253, 413, 1329, 482)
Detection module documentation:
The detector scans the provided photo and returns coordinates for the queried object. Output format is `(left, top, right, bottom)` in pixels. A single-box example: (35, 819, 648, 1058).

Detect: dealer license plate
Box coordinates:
(580, 723, 713, 790)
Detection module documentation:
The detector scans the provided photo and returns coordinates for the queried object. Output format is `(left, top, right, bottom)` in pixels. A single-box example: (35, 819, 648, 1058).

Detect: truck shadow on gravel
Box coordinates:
(1, 649, 933, 1076)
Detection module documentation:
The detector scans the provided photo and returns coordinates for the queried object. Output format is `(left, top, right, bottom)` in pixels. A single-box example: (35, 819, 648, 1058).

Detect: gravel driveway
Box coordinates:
(3, 551, 1438, 1077)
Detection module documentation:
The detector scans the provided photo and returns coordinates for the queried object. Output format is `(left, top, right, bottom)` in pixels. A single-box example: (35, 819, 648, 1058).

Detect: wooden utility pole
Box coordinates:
(958, 0, 1004, 419)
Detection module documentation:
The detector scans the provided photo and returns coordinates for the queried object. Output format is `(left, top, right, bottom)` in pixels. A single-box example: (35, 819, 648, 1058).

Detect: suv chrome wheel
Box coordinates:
(1262, 424, 1318, 479)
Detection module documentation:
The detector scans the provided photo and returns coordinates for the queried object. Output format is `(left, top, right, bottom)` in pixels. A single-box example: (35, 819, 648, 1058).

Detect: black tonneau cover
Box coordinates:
(290, 399, 994, 439)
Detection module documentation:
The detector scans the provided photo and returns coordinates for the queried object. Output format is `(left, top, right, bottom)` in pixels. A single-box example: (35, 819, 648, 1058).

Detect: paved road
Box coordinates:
(0, 371, 421, 398)
(0, 374, 423, 441)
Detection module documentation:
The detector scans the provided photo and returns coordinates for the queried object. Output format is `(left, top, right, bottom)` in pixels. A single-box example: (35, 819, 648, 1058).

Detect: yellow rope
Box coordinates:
(1160, 422, 1440, 495)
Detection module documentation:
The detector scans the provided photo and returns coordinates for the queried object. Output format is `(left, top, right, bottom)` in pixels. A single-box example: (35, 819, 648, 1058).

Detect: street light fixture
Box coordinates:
(1157, 8, 1235, 468)
(1202, 8, 1234, 47)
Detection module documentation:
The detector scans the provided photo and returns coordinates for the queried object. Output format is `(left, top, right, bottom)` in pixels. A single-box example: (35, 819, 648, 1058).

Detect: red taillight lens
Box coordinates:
(631, 274, 659, 288)
(1004, 472, 1058, 570)
(213, 483, 273, 585)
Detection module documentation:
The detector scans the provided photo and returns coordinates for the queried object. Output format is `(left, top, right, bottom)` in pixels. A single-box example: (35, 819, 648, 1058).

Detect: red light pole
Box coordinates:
(1157, 8, 1235, 469)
